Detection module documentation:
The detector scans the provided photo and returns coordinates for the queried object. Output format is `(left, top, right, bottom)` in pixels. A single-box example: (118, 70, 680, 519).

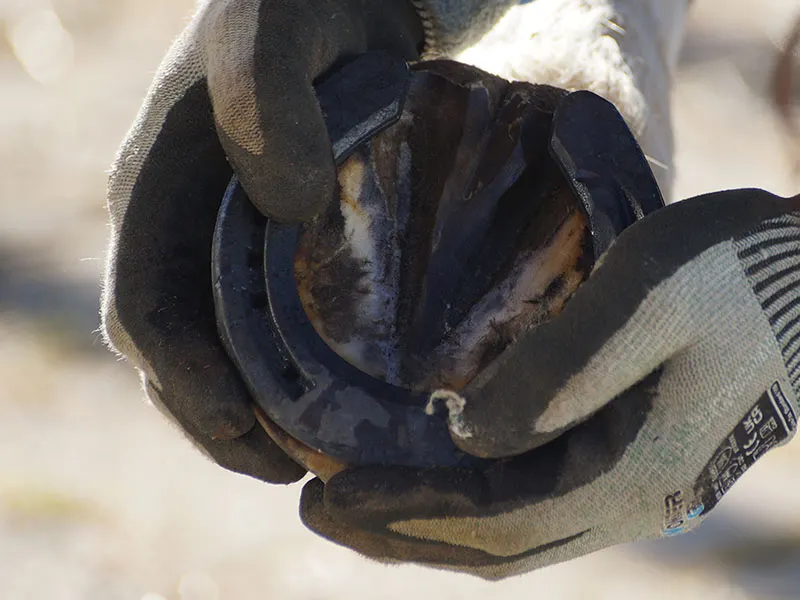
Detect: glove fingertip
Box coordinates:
(208, 410, 255, 441)
(215, 93, 337, 223)
(240, 158, 336, 223)
(300, 477, 325, 509)
(215, 424, 307, 484)
(436, 380, 536, 459)
(299, 478, 329, 533)
(299, 476, 406, 564)
(151, 378, 306, 483)
(323, 466, 476, 525)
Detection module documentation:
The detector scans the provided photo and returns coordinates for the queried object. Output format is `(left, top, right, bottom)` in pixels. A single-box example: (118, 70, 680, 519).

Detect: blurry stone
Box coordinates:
(178, 571, 219, 600)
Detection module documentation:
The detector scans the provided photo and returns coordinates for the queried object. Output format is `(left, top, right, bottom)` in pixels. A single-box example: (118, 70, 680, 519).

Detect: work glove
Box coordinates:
(101, 0, 423, 483)
(301, 188, 800, 578)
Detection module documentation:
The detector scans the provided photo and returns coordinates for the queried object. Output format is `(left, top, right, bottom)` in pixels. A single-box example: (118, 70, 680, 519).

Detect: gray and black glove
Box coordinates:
(301, 188, 800, 578)
(101, 0, 423, 483)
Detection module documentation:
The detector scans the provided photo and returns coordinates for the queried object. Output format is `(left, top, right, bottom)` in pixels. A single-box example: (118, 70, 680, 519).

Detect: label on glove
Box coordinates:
(693, 381, 797, 516)
(662, 382, 796, 535)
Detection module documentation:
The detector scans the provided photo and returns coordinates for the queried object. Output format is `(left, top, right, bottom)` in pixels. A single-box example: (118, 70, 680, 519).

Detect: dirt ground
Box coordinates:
(0, 1, 799, 599)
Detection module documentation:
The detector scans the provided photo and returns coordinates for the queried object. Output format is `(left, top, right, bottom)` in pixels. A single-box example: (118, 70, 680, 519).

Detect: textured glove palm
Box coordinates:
(302, 189, 800, 578)
(101, 0, 422, 483)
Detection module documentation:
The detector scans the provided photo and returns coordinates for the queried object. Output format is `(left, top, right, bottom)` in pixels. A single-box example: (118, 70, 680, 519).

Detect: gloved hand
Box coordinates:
(301, 188, 800, 578)
(101, 0, 423, 483)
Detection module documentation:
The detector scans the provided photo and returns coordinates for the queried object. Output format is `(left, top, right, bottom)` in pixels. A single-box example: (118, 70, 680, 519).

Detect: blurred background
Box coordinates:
(0, 0, 799, 598)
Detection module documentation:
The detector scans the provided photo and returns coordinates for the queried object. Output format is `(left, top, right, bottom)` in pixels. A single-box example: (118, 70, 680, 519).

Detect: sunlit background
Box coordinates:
(0, 0, 799, 599)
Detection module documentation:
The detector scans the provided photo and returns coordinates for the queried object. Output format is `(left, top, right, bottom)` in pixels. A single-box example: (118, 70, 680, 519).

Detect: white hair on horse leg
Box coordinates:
(459, 0, 690, 201)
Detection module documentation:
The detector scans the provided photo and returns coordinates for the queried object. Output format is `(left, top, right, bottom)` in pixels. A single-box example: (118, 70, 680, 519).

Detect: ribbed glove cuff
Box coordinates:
(735, 213, 800, 401)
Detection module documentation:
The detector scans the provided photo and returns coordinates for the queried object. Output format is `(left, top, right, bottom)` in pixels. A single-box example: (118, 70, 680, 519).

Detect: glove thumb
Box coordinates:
(446, 190, 798, 458)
